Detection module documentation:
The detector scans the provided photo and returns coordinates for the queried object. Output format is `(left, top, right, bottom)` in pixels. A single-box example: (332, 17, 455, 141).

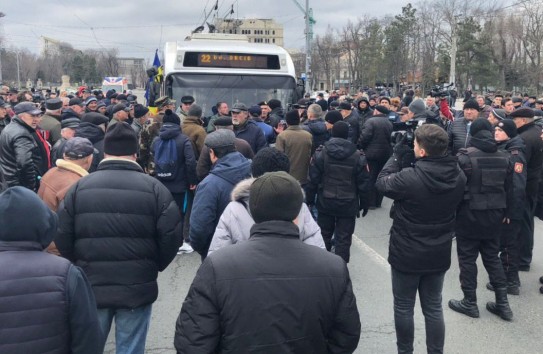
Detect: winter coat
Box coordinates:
(0, 116, 43, 191)
(234, 119, 267, 154)
(181, 116, 207, 158)
(344, 112, 360, 145)
(303, 119, 329, 155)
(38, 159, 88, 212)
(376, 155, 466, 273)
(517, 122, 543, 196)
(40, 113, 62, 145)
(447, 117, 471, 156)
(275, 125, 313, 184)
(174, 220, 361, 354)
(208, 178, 325, 255)
(0, 116, 10, 135)
(151, 123, 197, 194)
(60, 108, 80, 121)
(455, 131, 513, 239)
(75, 122, 105, 172)
(254, 117, 274, 144)
(0, 187, 102, 354)
(196, 138, 254, 182)
(358, 114, 393, 161)
(56, 158, 183, 309)
(189, 152, 251, 258)
(306, 137, 370, 217)
(497, 135, 527, 220)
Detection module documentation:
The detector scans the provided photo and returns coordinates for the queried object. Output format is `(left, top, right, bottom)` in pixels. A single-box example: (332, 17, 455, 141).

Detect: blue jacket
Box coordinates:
(189, 152, 251, 258)
(254, 118, 274, 145)
(303, 119, 329, 155)
(234, 120, 267, 153)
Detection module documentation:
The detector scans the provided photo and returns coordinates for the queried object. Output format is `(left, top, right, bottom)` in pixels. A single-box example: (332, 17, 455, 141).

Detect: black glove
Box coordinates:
(393, 143, 415, 169)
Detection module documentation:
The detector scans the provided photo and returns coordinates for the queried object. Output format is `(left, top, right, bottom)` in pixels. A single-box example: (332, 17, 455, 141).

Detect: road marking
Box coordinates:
(352, 234, 390, 273)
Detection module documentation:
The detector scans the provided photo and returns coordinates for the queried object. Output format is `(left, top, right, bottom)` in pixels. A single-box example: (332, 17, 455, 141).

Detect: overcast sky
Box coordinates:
(0, 0, 512, 61)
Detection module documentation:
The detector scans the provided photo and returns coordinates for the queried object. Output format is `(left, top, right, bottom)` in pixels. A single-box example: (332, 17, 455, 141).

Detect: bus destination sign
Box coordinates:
(184, 52, 280, 70)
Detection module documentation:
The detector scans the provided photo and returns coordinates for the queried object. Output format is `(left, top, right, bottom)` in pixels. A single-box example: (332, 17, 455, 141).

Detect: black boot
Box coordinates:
(486, 277, 520, 296)
(486, 287, 513, 321)
(449, 290, 480, 318)
(539, 276, 543, 284)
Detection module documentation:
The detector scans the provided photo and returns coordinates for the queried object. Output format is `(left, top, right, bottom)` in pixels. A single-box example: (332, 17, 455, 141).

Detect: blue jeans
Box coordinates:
(97, 304, 152, 354)
(391, 268, 446, 354)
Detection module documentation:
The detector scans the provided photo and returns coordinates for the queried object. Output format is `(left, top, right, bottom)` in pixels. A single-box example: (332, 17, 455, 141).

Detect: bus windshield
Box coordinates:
(167, 74, 296, 116)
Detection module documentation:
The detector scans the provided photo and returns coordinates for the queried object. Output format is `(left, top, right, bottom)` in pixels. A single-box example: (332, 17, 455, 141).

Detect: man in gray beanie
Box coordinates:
(175, 171, 361, 353)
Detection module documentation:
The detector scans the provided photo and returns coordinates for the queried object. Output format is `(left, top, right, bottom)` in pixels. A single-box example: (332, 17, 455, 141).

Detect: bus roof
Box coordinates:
(163, 33, 295, 78)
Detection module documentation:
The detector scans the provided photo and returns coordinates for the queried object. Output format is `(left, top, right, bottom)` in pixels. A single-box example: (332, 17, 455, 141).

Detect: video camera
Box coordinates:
(428, 83, 454, 98)
(391, 119, 422, 148)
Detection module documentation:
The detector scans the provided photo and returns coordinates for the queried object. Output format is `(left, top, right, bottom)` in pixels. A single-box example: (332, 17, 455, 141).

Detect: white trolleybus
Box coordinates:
(162, 33, 303, 115)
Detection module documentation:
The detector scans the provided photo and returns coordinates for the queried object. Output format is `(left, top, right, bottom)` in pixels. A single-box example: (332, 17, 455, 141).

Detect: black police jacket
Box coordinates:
(376, 154, 466, 273)
(174, 220, 361, 354)
(497, 135, 527, 220)
(306, 137, 369, 217)
(517, 122, 543, 196)
(0, 116, 42, 191)
(456, 131, 513, 239)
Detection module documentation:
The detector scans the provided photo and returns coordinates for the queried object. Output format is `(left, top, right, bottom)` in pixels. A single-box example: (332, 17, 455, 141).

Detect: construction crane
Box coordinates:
(290, 0, 315, 93)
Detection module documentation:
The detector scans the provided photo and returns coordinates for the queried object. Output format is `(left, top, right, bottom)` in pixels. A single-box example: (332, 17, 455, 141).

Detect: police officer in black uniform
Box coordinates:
(449, 118, 514, 321)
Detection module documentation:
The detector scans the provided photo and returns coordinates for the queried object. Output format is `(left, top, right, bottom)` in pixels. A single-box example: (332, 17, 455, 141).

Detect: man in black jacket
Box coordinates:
(510, 108, 543, 272)
(57, 122, 183, 354)
(449, 119, 514, 321)
(376, 124, 466, 354)
(359, 105, 393, 209)
(175, 171, 361, 353)
(447, 99, 480, 155)
(306, 121, 369, 263)
(0, 186, 102, 354)
(0, 102, 45, 191)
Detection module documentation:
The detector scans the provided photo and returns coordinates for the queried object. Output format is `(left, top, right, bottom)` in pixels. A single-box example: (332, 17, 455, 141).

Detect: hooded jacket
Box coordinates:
(0, 116, 42, 191)
(0, 187, 102, 354)
(75, 122, 105, 172)
(175, 220, 360, 354)
(355, 98, 374, 127)
(190, 152, 251, 258)
(208, 178, 325, 255)
(376, 154, 467, 273)
(151, 123, 197, 194)
(306, 137, 370, 217)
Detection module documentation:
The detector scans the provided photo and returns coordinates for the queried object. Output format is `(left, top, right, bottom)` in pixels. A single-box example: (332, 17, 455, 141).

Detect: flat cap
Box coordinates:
(204, 129, 236, 149)
(510, 107, 535, 119)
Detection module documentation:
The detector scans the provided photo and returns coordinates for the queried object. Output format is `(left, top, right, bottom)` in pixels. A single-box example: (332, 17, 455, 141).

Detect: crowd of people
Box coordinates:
(0, 82, 542, 354)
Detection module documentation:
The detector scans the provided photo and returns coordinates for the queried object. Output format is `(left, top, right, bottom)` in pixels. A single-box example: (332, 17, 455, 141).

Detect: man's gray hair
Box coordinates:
(307, 103, 322, 118)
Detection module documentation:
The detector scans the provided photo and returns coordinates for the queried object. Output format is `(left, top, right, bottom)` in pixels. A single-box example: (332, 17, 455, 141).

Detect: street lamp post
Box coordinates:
(0, 12, 6, 84)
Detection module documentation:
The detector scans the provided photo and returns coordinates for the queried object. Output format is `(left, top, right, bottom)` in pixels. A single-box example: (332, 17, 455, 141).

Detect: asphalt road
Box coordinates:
(104, 197, 543, 353)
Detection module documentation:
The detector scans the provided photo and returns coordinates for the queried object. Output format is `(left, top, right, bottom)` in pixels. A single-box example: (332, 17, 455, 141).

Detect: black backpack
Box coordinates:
(154, 138, 178, 181)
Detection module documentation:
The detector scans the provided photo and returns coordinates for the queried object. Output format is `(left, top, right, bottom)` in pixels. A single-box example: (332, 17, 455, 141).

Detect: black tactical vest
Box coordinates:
(322, 148, 359, 201)
(0, 246, 71, 353)
(460, 147, 509, 210)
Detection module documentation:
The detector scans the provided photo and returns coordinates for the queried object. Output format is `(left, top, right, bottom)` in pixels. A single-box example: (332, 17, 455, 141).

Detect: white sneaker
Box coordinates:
(177, 242, 194, 254)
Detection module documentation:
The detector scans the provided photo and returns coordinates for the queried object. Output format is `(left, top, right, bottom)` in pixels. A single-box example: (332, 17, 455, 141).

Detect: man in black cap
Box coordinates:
(7, 87, 19, 105)
(66, 97, 85, 118)
(108, 103, 130, 129)
(57, 122, 183, 354)
(231, 102, 267, 153)
(249, 104, 274, 145)
(265, 99, 284, 144)
(131, 104, 149, 137)
(196, 116, 254, 181)
(0, 102, 45, 191)
(449, 118, 514, 321)
(51, 117, 80, 166)
(512, 97, 523, 109)
(0, 186, 103, 354)
(189, 129, 251, 260)
(510, 107, 543, 273)
(307, 121, 370, 263)
(337, 101, 359, 145)
(376, 124, 466, 354)
(316, 92, 328, 112)
(447, 99, 480, 155)
(0, 98, 10, 135)
(359, 104, 393, 209)
(324, 109, 342, 131)
(175, 171, 361, 354)
(178, 95, 195, 123)
(41, 98, 63, 145)
(76, 112, 109, 172)
(85, 97, 98, 113)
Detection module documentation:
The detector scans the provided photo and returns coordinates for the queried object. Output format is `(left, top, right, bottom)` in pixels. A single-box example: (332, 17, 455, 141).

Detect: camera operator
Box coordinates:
(376, 124, 466, 354)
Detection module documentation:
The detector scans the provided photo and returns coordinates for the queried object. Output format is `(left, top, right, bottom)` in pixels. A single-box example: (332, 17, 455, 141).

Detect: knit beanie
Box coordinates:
(408, 98, 426, 115)
(374, 105, 391, 115)
(324, 110, 343, 125)
(163, 109, 181, 125)
(470, 118, 493, 137)
(0, 186, 57, 248)
(249, 171, 303, 223)
(104, 122, 138, 156)
(285, 110, 300, 126)
(491, 109, 506, 121)
(267, 99, 282, 111)
(332, 121, 350, 139)
(497, 119, 517, 138)
(251, 148, 290, 177)
(463, 99, 480, 111)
